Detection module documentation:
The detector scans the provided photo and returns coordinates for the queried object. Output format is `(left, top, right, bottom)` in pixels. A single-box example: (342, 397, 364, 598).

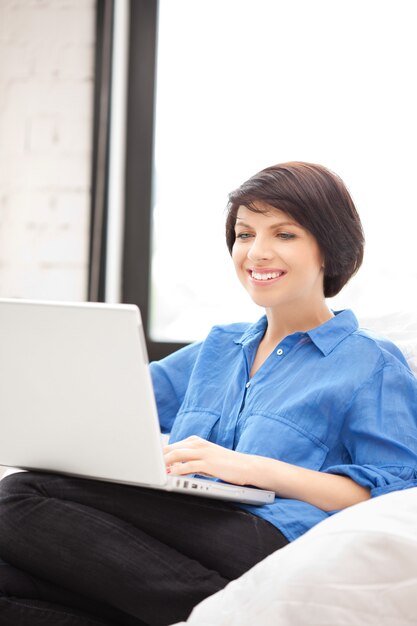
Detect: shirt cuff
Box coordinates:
(324, 463, 417, 496)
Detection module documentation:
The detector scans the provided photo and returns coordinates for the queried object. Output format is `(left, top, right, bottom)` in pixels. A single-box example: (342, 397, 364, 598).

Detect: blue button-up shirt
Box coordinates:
(150, 310, 417, 541)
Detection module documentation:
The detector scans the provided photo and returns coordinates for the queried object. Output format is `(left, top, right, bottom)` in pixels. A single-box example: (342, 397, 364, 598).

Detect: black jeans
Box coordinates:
(0, 472, 288, 625)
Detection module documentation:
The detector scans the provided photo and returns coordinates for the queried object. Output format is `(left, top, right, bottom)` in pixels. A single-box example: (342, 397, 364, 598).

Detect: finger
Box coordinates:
(168, 461, 209, 476)
(164, 436, 204, 453)
(164, 449, 202, 465)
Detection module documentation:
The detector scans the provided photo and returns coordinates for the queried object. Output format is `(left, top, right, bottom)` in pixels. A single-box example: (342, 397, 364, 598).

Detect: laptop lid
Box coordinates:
(0, 298, 168, 487)
(0, 298, 275, 506)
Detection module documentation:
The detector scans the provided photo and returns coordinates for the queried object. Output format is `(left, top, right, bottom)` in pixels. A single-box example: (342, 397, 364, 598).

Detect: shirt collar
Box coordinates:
(306, 309, 359, 355)
(234, 309, 359, 356)
(234, 315, 268, 347)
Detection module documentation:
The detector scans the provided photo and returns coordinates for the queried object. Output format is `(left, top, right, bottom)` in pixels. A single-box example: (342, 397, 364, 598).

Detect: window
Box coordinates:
(124, 0, 417, 357)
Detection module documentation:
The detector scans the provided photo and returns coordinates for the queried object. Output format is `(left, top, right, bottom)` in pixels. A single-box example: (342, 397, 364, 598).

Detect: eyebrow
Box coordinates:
(235, 218, 299, 229)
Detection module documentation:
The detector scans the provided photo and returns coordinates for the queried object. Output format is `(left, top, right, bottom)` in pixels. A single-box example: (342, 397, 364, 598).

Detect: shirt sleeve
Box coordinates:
(325, 360, 417, 497)
(149, 341, 202, 434)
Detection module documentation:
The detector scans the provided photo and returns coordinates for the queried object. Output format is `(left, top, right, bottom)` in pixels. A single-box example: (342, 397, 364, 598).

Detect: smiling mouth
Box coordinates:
(250, 270, 285, 281)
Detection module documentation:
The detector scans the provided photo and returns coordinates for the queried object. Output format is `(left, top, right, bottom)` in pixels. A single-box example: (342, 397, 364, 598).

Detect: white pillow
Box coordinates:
(172, 487, 417, 626)
(359, 310, 417, 377)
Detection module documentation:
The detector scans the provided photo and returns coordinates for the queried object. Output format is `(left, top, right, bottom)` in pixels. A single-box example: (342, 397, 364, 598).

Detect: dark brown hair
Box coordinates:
(226, 161, 364, 297)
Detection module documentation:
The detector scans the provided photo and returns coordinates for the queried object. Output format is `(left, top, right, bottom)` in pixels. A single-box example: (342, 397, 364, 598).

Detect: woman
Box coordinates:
(1, 162, 417, 626)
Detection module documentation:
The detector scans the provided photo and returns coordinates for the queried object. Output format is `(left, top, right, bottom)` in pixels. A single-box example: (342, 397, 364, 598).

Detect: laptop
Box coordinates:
(0, 298, 274, 505)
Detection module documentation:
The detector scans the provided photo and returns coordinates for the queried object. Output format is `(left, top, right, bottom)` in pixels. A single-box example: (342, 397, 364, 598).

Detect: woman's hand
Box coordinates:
(164, 436, 252, 486)
(164, 436, 371, 511)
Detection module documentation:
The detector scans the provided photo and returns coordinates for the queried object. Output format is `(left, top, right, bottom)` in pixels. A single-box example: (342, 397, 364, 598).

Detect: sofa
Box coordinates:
(171, 310, 417, 626)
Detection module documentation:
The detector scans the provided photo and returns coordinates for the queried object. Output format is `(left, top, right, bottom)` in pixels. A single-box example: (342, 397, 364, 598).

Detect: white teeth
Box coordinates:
(251, 271, 282, 281)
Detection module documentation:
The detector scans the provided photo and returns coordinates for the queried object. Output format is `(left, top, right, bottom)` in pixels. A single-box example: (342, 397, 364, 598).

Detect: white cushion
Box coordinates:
(358, 310, 417, 377)
(172, 487, 417, 626)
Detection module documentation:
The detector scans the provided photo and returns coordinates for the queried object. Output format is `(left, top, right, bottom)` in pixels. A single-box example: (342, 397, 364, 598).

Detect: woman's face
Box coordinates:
(232, 204, 325, 313)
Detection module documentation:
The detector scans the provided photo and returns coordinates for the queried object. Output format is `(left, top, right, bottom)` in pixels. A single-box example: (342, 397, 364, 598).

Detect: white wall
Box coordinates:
(0, 0, 96, 301)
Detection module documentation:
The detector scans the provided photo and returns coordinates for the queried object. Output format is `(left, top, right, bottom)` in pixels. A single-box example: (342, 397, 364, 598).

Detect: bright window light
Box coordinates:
(150, 0, 417, 342)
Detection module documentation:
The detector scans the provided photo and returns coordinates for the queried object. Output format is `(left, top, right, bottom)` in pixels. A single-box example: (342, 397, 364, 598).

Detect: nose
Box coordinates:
(247, 235, 274, 261)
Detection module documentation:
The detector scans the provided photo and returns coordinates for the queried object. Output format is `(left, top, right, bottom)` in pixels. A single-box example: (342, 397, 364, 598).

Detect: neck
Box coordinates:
(263, 301, 334, 345)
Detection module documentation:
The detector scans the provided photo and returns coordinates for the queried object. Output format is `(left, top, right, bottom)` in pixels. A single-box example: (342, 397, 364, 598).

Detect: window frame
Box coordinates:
(122, 0, 187, 361)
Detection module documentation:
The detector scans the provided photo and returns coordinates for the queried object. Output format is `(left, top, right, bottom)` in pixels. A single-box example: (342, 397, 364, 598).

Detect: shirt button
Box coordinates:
(277, 348, 284, 356)
(245, 381, 251, 389)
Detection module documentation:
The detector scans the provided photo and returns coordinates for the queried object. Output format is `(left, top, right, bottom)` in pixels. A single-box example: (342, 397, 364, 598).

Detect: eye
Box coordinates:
(235, 232, 253, 240)
(277, 232, 296, 240)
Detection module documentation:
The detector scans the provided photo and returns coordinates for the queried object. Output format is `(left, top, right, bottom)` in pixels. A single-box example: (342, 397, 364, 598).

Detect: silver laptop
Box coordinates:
(0, 298, 274, 505)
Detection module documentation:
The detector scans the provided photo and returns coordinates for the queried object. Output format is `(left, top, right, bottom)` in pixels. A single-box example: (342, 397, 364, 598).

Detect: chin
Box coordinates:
(248, 294, 281, 309)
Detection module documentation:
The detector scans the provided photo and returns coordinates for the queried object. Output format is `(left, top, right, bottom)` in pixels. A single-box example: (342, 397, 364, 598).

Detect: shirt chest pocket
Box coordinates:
(168, 409, 220, 444)
(236, 412, 329, 470)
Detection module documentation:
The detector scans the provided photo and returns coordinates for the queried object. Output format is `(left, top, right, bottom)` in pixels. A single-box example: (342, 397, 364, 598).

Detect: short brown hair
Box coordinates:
(226, 161, 364, 297)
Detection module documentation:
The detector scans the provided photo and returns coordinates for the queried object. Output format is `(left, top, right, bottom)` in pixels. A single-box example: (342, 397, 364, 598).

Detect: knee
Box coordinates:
(0, 471, 33, 497)
(0, 473, 50, 565)
(0, 472, 45, 530)
(0, 470, 52, 499)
